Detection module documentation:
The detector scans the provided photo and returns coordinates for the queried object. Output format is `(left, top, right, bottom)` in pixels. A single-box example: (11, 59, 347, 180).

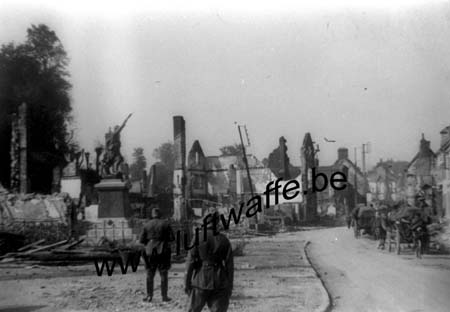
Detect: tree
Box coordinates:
(151, 142, 175, 191)
(0, 24, 73, 193)
(129, 147, 147, 182)
(152, 142, 175, 172)
(219, 143, 243, 156)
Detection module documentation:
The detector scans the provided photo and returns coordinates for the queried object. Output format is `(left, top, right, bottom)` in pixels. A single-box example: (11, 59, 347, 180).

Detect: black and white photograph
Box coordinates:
(1, 1, 450, 311)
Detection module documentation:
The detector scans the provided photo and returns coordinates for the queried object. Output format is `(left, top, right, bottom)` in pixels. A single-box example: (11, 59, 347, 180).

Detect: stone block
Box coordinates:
(95, 179, 131, 218)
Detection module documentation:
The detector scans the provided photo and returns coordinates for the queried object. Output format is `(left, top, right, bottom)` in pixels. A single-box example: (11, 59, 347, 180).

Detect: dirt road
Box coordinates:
(305, 227, 450, 312)
(0, 234, 327, 312)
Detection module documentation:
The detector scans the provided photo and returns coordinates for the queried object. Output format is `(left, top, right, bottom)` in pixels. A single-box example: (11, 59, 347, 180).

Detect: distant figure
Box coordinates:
(351, 205, 360, 228)
(343, 200, 351, 229)
(139, 208, 174, 302)
(185, 213, 234, 312)
(102, 113, 132, 176)
(374, 210, 389, 249)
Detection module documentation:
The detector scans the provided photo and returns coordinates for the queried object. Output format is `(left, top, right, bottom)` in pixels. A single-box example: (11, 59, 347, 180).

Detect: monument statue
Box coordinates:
(102, 113, 132, 176)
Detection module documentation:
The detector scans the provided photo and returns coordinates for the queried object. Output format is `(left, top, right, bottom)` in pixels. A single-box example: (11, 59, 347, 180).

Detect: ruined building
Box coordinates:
(367, 159, 408, 204)
(300, 133, 318, 221)
(316, 148, 368, 217)
(434, 126, 450, 218)
(267, 136, 300, 180)
(171, 116, 273, 222)
(406, 134, 436, 205)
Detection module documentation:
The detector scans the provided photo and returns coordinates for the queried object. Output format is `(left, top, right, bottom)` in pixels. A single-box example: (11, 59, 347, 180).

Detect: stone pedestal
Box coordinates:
(95, 178, 131, 218)
(84, 179, 135, 244)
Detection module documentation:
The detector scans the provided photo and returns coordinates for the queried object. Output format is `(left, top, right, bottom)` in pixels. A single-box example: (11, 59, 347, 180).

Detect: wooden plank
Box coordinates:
(64, 239, 84, 250)
(19, 251, 119, 261)
(0, 253, 17, 260)
(23, 240, 69, 255)
(51, 249, 88, 254)
(17, 239, 46, 252)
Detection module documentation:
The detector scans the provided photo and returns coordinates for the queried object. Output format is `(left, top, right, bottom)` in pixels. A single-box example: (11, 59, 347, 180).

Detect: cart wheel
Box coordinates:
(396, 231, 401, 255)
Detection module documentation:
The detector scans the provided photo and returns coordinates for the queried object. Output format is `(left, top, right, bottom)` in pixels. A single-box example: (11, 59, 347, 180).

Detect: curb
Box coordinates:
(303, 241, 333, 312)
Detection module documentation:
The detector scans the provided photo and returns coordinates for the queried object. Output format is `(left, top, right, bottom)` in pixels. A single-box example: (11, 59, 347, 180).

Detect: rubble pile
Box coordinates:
(0, 191, 74, 255)
(0, 238, 84, 263)
(0, 191, 71, 223)
(0, 237, 144, 277)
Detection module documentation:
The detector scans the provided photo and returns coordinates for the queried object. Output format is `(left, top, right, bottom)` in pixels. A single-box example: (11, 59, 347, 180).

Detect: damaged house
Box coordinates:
(169, 116, 305, 225)
(367, 159, 409, 204)
(316, 147, 368, 217)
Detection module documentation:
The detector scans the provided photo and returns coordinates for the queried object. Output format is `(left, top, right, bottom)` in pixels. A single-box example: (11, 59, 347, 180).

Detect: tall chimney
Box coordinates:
(173, 116, 187, 221)
(173, 116, 186, 171)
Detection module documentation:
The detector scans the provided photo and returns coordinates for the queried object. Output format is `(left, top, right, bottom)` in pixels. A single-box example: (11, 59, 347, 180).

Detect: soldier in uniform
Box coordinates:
(375, 207, 389, 249)
(184, 212, 234, 312)
(139, 207, 174, 302)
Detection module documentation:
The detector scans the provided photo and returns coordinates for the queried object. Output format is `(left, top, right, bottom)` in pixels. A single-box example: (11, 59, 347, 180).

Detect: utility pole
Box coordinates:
(361, 142, 370, 175)
(361, 142, 370, 197)
(361, 144, 366, 175)
(237, 124, 257, 230)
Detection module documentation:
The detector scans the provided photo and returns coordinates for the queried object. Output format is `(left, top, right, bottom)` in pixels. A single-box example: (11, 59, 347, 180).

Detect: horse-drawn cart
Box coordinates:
(386, 206, 427, 258)
(352, 204, 376, 238)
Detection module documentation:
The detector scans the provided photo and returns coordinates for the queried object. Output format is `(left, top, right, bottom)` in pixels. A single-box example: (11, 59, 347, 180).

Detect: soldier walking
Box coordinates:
(139, 207, 174, 302)
(184, 213, 234, 312)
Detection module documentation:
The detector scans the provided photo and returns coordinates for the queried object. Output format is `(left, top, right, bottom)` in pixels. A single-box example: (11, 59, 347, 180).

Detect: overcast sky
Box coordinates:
(1, 0, 450, 169)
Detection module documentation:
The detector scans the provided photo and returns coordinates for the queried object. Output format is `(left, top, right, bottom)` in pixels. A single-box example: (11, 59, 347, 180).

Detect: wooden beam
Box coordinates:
(24, 240, 69, 255)
(17, 239, 46, 252)
(64, 239, 84, 250)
